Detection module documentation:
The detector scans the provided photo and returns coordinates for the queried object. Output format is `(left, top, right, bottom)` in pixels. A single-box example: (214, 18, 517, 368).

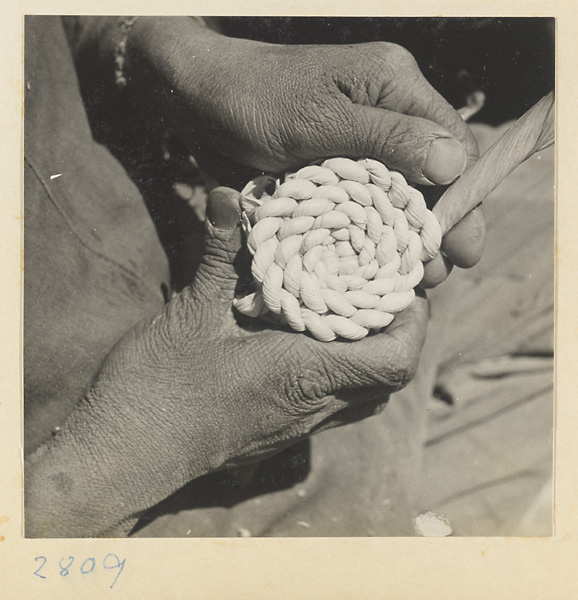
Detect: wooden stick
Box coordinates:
(433, 91, 555, 236)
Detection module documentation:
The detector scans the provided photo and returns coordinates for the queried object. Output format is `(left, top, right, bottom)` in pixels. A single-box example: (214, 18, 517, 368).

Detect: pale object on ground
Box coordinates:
(414, 511, 453, 537)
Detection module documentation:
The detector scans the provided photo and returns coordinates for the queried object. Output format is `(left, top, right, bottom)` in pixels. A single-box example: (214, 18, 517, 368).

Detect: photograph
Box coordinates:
(23, 15, 554, 541)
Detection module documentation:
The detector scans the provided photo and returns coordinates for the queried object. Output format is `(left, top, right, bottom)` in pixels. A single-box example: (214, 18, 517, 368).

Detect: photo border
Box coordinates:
(2, 1, 576, 598)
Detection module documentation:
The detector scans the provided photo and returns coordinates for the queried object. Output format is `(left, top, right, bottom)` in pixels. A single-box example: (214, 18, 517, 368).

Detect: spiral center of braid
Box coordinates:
(233, 158, 442, 342)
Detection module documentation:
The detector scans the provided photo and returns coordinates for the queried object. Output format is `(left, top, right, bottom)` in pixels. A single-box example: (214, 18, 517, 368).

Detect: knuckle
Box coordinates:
(283, 373, 328, 415)
(282, 352, 332, 416)
(358, 42, 416, 71)
(333, 43, 403, 100)
(148, 293, 199, 353)
(383, 42, 416, 69)
(351, 42, 419, 84)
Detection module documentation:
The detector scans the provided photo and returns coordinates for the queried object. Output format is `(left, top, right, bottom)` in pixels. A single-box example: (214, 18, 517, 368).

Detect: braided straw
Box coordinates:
(233, 158, 442, 341)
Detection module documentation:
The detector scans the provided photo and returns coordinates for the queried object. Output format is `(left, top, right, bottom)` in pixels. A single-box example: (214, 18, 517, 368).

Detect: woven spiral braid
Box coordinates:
(233, 158, 443, 342)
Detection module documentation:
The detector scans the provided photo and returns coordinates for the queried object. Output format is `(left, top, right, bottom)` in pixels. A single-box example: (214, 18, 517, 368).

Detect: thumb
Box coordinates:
(342, 104, 468, 186)
(322, 292, 429, 393)
(191, 187, 243, 306)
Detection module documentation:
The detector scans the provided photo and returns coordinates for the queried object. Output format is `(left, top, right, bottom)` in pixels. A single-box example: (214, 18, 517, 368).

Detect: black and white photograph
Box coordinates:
(22, 15, 556, 542)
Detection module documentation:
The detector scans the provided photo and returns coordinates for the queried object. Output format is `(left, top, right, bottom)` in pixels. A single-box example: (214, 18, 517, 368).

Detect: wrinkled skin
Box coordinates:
(171, 42, 477, 182)
(122, 17, 485, 280)
(26, 188, 428, 537)
(26, 17, 486, 537)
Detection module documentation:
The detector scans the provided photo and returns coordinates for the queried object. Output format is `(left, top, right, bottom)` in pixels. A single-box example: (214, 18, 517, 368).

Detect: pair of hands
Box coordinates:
(27, 17, 486, 537)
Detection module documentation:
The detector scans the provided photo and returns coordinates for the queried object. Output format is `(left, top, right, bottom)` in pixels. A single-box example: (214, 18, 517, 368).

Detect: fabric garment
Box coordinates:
(24, 16, 170, 454)
(24, 16, 553, 537)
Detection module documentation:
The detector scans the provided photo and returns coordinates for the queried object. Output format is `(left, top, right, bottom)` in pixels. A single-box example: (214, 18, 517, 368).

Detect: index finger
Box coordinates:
(320, 292, 429, 393)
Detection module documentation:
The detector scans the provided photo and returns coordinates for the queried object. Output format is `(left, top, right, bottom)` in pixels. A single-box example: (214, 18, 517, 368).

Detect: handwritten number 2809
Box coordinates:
(33, 554, 125, 589)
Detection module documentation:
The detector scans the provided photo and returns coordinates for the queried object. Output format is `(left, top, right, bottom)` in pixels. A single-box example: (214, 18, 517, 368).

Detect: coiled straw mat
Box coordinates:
(233, 157, 442, 341)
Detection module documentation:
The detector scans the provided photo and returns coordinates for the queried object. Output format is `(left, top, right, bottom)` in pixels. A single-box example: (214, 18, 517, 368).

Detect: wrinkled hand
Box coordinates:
(26, 187, 428, 537)
(98, 186, 428, 471)
(128, 18, 485, 284)
(176, 42, 476, 184)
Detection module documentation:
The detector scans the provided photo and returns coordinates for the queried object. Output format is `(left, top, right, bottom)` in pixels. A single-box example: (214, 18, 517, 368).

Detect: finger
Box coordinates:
(421, 253, 454, 288)
(322, 293, 429, 393)
(440, 205, 486, 268)
(417, 166, 485, 273)
(192, 187, 243, 306)
(370, 44, 480, 168)
(421, 206, 485, 288)
(337, 103, 468, 186)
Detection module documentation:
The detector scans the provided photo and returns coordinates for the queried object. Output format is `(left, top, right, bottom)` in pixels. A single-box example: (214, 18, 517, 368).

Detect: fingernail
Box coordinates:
(207, 187, 241, 230)
(423, 138, 467, 185)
